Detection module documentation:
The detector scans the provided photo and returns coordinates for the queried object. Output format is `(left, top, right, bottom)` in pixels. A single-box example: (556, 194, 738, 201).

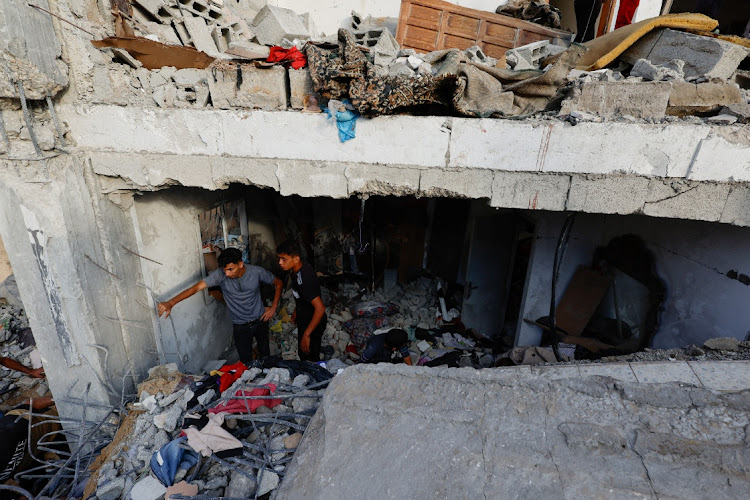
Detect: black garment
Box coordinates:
(0, 411, 27, 482)
(232, 321, 269, 364)
(574, 0, 600, 43)
(291, 262, 327, 361)
(249, 356, 333, 384)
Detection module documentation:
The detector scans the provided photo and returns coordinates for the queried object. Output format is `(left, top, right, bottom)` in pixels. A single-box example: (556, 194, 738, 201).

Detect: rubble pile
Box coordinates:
(96, 2, 750, 128)
(90, 362, 330, 500)
(0, 277, 48, 409)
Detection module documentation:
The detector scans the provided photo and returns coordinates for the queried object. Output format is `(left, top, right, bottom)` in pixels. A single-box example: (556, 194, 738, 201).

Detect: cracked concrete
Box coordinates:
(279, 362, 750, 499)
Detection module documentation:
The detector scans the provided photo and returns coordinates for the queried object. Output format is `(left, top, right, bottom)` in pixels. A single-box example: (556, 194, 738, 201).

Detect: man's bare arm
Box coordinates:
(157, 281, 208, 318)
(261, 277, 283, 322)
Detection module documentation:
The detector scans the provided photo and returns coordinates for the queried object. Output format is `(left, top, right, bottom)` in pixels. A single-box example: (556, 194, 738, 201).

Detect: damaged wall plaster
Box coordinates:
(517, 211, 750, 349)
(133, 189, 233, 372)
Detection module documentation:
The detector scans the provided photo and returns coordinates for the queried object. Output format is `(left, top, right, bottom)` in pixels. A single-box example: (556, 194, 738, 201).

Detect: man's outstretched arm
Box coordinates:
(157, 281, 208, 318)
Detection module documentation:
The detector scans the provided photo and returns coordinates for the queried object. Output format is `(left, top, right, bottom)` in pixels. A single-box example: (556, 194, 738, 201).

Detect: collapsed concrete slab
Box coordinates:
(279, 362, 750, 499)
(622, 29, 749, 81)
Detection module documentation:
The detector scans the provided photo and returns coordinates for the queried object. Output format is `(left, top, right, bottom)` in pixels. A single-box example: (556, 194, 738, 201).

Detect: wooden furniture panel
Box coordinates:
(396, 0, 574, 67)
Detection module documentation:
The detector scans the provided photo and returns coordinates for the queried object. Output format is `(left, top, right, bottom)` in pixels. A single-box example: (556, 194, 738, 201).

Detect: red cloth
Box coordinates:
(208, 384, 281, 414)
(217, 362, 247, 393)
(615, 0, 641, 30)
(267, 46, 307, 70)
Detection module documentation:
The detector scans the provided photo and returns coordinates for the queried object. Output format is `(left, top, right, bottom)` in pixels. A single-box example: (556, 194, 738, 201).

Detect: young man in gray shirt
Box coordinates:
(157, 248, 282, 364)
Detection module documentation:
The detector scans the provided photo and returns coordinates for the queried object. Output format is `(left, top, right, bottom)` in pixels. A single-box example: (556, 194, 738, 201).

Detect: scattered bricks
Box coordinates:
(622, 29, 749, 81)
(251, 5, 310, 46)
(289, 68, 319, 109)
(208, 64, 288, 110)
(173, 19, 192, 45)
(667, 82, 742, 116)
(184, 16, 220, 57)
(560, 81, 671, 119)
(177, 0, 223, 23)
(133, 0, 171, 23)
(212, 25, 231, 52)
(465, 45, 499, 68)
(505, 40, 551, 70)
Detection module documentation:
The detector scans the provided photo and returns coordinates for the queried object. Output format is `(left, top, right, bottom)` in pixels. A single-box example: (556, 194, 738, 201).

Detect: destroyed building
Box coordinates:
(1, 0, 750, 498)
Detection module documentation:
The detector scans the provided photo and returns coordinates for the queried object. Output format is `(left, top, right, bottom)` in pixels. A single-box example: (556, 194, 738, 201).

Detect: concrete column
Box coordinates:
(0, 155, 158, 420)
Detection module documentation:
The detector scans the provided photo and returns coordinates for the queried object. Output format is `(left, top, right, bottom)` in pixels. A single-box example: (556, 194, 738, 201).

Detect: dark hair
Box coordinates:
(385, 329, 408, 349)
(218, 247, 243, 268)
(276, 240, 302, 257)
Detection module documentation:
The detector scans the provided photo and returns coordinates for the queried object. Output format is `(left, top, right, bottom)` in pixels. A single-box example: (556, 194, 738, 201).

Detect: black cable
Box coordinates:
(549, 213, 577, 362)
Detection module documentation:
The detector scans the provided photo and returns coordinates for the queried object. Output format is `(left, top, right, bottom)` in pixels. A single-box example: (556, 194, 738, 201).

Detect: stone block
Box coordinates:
(560, 82, 671, 119)
(719, 102, 750, 123)
(667, 82, 742, 116)
(346, 164, 420, 196)
(566, 175, 649, 215)
(128, 475, 166, 500)
(491, 171, 570, 211)
(419, 168, 493, 199)
(643, 179, 730, 222)
(184, 16, 220, 57)
(251, 5, 310, 46)
(226, 40, 270, 60)
(178, 0, 222, 23)
(208, 65, 287, 110)
(623, 29, 749, 80)
(288, 68, 319, 110)
(630, 58, 684, 81)
(372, 28, 400, 67)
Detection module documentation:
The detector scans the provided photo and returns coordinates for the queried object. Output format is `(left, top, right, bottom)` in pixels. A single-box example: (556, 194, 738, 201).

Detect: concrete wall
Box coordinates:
(517, 212, 750, 349)
(133, 189, 233, 372)
(0, 236, 11, 283)
(0, 156, 158, 420)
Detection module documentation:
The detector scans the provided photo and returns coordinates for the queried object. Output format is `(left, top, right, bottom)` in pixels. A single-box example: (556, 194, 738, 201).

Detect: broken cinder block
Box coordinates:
(560, 81, 672, 119)
(667, 82, 743, 116)
(622, 29, 749, 81)
(208, 65, 288, 110)
(251, 5, 310, 46)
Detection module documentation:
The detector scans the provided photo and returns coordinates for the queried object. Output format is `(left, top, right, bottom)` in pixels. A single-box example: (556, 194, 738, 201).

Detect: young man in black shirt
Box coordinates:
(277, 241, 327, 362)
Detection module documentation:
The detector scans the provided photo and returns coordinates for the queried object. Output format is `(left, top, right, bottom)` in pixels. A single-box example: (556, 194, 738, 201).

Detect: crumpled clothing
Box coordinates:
(324, 100, 359, 142)
(208, 383, 281, 414)
(150, 437, 200, 487)
(351, 301, 399, 318)
(343, 317, 392, 353)
(267, 46, 307, 69)
(183, 412, 243, 458)
(441, 332, 476, 350)
(306, 29, 584, 119)
(496, 1, 562, 29)
(306, 30, 457, 117)
(215, 361, 246, 393)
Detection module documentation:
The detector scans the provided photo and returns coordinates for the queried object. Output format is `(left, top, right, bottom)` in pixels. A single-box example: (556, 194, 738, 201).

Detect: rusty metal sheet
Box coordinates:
(91, 37, 215, 70)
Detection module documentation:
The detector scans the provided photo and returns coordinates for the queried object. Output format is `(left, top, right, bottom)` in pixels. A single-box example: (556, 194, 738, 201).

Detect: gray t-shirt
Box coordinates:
(203, 265, 275, 324)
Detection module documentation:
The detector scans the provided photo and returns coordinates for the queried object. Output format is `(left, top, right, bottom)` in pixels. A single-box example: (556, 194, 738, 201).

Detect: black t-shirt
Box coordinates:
(291, 262, 322, 322)
(0, 411, 28, 482)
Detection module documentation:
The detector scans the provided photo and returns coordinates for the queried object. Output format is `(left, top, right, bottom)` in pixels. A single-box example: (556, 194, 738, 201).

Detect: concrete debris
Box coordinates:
(505, 40, 562, 70)
(667, 82, 742, 116)
(251, 5, 311, 46)
(372, 28, 400, 67)
(704, 337, 740, 351)
(718, 102, 750, 123)
(622, 29, 749, 81)
(207, 63, 288, 110)
(91, 362, 329, 499)
(560, 81, 672, 120)
(630, 58, 685, 82)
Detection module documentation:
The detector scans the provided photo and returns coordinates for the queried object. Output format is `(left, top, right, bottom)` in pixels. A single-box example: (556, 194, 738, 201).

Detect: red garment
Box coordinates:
(208, 384, 281, 414)
(267, 46, 307, 70)
(615, 0, 641, 30)
(218, 362, 247, 393)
